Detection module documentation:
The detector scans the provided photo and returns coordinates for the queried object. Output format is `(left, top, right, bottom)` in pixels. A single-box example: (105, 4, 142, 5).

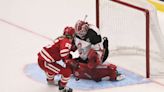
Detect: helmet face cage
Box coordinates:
(75, 20, 89, 38)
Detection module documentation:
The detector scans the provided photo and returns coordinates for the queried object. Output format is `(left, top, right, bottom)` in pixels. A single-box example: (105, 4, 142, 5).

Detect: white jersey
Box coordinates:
(74, 36, 104, 61)
(74, 37, 91, 60)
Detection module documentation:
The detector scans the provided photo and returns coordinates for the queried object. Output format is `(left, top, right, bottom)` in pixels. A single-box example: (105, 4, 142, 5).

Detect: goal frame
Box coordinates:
(95, 0, 150, 78)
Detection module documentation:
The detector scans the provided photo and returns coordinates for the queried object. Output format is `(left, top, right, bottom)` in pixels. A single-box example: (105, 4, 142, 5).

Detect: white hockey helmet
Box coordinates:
(75, 20, 89, 38)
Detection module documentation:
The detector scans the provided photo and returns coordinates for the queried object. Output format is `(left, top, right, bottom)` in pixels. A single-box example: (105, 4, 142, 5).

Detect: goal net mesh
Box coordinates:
(98, 0, 164, 77)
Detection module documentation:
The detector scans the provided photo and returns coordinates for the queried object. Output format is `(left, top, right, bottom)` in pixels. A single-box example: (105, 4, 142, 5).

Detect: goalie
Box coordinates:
(72, 20, 125, 82)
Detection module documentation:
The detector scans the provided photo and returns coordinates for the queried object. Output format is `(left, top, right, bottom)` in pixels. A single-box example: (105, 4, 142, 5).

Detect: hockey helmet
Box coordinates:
(75, 20, 89, 38)
(63, 26, 75, 39)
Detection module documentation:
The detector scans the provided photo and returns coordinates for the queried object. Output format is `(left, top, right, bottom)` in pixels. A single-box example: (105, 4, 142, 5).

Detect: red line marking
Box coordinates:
(0, 18, 54, 41)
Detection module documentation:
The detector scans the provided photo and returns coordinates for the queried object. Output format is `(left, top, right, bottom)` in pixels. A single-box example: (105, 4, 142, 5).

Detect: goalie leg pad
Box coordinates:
(87, 49, 101, 69)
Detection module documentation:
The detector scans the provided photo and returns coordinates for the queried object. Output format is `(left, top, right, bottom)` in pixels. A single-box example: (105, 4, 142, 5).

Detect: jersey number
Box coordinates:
(65, 43, 71, 49)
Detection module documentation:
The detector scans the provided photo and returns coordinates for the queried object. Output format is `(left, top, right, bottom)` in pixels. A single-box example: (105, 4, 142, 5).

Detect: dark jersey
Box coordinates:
(75, 28, 109, 63)
(76, 28, 102, 45)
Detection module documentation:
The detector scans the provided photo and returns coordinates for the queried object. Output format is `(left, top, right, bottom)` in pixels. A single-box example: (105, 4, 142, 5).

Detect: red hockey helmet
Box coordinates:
(63, 26, 75, 39)
(75, 20, 89, 38)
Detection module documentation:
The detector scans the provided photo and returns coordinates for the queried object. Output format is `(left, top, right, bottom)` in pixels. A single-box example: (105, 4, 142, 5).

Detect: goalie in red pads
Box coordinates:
(72, 20, 125, 82)
(73, 49, 123, 82)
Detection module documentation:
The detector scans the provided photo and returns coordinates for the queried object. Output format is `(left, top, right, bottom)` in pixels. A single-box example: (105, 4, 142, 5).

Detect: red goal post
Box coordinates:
(96, 0, 151, 78)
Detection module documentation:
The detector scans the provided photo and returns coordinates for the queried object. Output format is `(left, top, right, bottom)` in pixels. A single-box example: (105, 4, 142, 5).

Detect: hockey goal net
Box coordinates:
(96, 0, 164, 78)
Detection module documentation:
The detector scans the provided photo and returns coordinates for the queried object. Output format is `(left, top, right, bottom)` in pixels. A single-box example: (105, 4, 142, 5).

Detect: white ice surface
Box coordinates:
(0, 0, 164, 92)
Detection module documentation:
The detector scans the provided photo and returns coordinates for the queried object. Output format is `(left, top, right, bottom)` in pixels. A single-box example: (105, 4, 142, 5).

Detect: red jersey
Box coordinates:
(38, 36, 72, 63)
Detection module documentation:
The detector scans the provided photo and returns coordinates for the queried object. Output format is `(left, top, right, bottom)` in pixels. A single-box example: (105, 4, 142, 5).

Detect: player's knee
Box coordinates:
(62, 68, 72, 77)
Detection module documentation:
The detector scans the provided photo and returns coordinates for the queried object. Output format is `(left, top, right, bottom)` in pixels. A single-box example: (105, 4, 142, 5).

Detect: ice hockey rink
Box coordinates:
(0, 0, 164, 92)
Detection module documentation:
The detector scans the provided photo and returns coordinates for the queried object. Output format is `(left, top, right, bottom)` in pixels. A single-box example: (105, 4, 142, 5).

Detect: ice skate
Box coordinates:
(116, 73, 125, 81)
(75, 77, 80, 81)
(58, 81, 73, 92)
(59, 86, 73, 92)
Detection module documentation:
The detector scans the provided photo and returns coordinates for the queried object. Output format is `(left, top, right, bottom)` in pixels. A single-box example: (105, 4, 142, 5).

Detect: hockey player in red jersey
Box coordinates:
(37, 27, 76, 92)
(72, 20, 125, 82)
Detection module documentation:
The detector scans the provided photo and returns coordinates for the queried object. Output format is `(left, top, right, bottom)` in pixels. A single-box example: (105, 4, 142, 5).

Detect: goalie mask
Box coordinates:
(75, 20, 89, 38)
(63, 26, 75, 39)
